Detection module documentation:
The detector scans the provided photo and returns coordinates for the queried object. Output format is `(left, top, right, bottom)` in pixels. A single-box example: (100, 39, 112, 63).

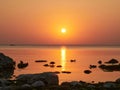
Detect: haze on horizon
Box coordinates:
(0, 0, 120, 45)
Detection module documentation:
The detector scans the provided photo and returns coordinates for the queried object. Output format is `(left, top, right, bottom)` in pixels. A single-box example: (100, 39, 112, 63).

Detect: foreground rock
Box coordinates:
(16, 72, 59, 86)
(0, 53, 15, 78)
(0, 53, 15, 70)
(1, 76, 120, 90)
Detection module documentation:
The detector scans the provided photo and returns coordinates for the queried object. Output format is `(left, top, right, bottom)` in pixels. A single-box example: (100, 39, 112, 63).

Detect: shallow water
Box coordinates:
(0, 45, 120, 83)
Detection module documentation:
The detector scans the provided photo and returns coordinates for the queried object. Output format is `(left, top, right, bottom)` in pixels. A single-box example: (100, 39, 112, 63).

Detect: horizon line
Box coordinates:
(0, 44, 120, 47)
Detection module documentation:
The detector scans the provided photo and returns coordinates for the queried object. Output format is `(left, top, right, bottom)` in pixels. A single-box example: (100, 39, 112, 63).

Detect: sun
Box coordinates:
(61, 28, 66, 33)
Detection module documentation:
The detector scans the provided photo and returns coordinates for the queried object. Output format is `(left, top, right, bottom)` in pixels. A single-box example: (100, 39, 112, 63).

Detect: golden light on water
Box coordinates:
(61, 46, 66, 71)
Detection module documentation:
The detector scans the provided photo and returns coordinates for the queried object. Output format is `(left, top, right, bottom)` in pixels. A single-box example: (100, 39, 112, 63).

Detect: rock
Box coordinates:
(16, 72, 59, 86)
(84, 70, 92, 74)
(103, 82, 116, 88)
(87, 84, 95, 88)
(0, 53, 15, 70)
(0, 79, 11, 87)
(31, 80, 45, 88)
(50, 61, 55, 65)
(70, 81, 82, 86)
(105, 58, 119, 64)
(16, 74, 33, 84)
(116, 78, 120, 83)
(21, 84, 31, 89)
(61, 82, 70, 87)
(0, 53, 15, 78)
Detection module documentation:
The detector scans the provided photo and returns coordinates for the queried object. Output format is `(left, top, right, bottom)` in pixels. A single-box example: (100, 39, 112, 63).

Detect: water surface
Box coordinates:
(0, 45, 120, 83)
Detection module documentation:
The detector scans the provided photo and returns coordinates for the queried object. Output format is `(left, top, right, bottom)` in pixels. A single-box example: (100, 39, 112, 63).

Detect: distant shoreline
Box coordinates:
(0, 44, 120, 47)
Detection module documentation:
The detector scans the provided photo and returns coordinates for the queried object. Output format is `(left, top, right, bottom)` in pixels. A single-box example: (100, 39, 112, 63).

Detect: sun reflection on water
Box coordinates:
(61, 46, 66, 71)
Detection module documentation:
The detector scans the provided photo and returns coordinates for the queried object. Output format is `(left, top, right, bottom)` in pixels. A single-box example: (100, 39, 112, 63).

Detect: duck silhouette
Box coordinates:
(17, 60, 28, 69)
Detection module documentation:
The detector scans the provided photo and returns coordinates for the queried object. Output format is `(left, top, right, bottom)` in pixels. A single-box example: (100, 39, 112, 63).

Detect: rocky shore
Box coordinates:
(1, 52, 120, 90)
(0, 73, 120, 90)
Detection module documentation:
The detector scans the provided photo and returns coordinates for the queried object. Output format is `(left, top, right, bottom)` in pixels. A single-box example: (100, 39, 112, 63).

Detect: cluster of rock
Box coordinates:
(16, 72, 59, 86)
(99, 59, 120, 72)
(1, 53, 120, 90)
(1, 76, 120, 90)
(0, 72, 58, 90)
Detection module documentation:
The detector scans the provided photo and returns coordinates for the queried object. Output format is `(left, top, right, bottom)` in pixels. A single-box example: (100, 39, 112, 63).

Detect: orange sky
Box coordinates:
(0, 0, 120, 45)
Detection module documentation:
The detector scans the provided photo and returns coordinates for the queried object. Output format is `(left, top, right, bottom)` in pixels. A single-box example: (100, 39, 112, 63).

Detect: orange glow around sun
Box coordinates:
(61, 28, 66, 33)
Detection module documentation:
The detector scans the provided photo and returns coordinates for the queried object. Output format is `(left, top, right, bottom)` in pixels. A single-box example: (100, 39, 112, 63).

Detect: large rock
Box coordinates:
(16, 72, 59, 86)
(0, 53, 15, 70)
(0, 79, 11, 87)
(0, 53, 15, 78)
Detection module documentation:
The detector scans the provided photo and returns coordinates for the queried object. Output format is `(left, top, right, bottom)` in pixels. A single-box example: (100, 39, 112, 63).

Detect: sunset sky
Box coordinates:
(0, 0, 120, 45)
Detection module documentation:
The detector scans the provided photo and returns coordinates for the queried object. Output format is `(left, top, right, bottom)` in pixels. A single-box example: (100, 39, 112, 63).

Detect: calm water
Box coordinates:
(0, 46, 120, 83)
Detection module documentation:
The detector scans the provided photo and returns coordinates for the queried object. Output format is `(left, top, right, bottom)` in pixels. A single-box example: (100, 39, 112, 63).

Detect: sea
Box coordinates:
(0, 45, 120, 84)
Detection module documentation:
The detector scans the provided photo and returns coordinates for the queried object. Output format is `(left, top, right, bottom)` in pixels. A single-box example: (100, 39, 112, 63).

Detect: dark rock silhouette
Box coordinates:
(50, 64, 55, 68)
(89, 65, 97, 69)
(16, 72, 59, 86)
(99, 64, 120, 72)
(0, 53, 15, 78)
(70, 59, 76, 62)
(84, 70, 92, 74)
(17, 60, 28, 69)
(98, 60, 102, 64)
(53, 71, 60, 74)
(56, 65, 62, 68)
(50, 61, 55, 65)
(105, 58, 119, 65)
(98, 59, 120, 72)
(62, 71, 71, 74)
(35, 60, 47, 62)
(43, 64, 49, 67)
(0, 53, 15, 70)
